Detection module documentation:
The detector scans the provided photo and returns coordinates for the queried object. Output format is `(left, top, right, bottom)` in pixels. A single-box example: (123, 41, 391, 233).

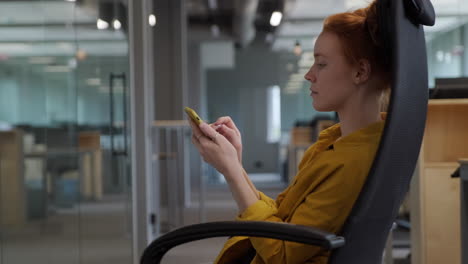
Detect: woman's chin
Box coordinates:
(312, 102, 334, 112)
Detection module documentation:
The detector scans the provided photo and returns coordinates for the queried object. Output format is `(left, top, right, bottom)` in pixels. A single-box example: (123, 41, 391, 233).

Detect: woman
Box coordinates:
(189, 1, 390, 263)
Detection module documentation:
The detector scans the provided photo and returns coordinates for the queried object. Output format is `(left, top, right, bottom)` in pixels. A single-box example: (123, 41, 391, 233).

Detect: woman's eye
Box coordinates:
(317, 63, 326, 67)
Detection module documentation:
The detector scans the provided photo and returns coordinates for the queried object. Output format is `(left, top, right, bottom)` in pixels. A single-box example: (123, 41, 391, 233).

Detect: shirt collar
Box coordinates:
(317, 112, 387, 151)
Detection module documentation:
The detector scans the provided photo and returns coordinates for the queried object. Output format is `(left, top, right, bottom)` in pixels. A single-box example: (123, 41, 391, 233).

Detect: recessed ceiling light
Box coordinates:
(97, 19, 109, 30)
(113, 19, 122, 30)
(149, 14, 156, 27)
(29, 57, 55, 64)
(44, 66, 70, 73)
(270, 11, 282, 27)
(86, 78, 101, 86)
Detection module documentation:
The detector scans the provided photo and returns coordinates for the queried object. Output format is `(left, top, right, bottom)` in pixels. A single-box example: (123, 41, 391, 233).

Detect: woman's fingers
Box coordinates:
(188, 119, 240, 175)
(214, 116, 240, 135)
(199, 123, 221, 143)
(188, 119, 204, 139)
(189, 120, 212, 154)
(189, 119, 221, 144)
(191, 134, 202, 150)
(217, 125, 237, 143)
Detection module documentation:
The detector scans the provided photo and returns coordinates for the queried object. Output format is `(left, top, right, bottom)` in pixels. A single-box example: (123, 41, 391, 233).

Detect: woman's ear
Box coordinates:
(353, 59, 371, 85)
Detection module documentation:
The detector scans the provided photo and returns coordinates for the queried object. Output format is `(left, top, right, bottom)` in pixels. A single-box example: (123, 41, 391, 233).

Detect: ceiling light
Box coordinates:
(113, 19, 122, 30)
(293, 40, 302, 56)
(270, 11, 282, 27)
(65, 0, 76, 2)
(86, 78, 101, 86)
(149, 14, 157, 27)
(29, 57, 55, 64)
(44, 66, 70, 73)
(97, 19, 109, 30)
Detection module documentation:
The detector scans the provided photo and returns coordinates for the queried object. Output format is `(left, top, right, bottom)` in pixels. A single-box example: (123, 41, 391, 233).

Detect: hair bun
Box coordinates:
(363, 1, 381, 47)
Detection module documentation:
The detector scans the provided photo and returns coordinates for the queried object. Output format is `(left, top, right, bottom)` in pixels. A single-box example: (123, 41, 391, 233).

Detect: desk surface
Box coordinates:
(429, 99, 468, 106)
(24, 148, 94, 158)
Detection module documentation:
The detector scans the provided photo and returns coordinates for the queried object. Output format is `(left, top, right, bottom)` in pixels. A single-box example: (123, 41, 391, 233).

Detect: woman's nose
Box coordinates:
(304, 68, 316, 83)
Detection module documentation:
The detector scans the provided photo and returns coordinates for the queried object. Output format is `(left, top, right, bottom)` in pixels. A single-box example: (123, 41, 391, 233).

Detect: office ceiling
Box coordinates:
(0, 1, 126, 57)
(0, 0, 466, 57)
(273, 0, 468, 52)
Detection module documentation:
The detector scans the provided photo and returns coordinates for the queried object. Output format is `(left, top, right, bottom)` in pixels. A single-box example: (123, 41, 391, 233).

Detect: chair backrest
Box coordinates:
(329, 0, 435, 263)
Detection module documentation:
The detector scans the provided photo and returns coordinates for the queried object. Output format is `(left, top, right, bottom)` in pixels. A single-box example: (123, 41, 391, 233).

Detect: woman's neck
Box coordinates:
(337, 91, 381, 139)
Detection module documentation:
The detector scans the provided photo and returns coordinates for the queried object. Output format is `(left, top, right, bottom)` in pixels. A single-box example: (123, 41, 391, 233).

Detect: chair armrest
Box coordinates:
(140, 221, 345, 264)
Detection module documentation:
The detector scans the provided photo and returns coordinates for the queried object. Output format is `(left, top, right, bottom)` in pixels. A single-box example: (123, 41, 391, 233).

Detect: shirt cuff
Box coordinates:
(236, 192, 278, 221)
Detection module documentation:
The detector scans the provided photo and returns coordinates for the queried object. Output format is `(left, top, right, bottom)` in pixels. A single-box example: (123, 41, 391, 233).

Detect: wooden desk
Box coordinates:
(411, 99, 468, 264)
(25, 149, 96, 214)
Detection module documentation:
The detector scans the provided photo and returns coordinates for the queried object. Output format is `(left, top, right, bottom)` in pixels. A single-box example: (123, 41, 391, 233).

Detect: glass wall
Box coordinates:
(0, 1, 132, 263)
(425, 1, 468, 87)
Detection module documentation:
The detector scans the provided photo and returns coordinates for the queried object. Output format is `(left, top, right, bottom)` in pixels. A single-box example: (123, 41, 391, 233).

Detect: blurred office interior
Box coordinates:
(0, 0, 467, 263)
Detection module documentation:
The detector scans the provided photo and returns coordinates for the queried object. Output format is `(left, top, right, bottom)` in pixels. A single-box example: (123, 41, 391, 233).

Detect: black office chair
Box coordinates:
(140, 0, 436, 263)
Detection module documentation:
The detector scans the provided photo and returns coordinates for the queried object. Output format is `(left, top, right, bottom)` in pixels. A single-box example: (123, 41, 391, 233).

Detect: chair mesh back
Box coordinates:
(329, 0, 434, 263)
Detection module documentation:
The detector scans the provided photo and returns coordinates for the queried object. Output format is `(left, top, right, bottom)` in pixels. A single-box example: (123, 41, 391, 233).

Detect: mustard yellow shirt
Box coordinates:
(214, 114, 386, 264)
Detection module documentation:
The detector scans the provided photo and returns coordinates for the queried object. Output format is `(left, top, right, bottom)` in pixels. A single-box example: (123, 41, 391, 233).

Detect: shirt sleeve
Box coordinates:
(237, 164, 364, 264)
(237, 191, 278, 220)
(213, 191, 277, 264)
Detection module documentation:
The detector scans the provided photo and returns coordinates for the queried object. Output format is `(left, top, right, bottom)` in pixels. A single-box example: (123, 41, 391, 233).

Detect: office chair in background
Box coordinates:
(140, 0, 436, 263)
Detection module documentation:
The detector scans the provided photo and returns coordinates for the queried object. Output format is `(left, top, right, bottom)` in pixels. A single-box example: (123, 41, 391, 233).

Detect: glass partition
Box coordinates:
(75, 0, 132, 260)
(0, 1, 132, 263)
(0, 1, 81, 262)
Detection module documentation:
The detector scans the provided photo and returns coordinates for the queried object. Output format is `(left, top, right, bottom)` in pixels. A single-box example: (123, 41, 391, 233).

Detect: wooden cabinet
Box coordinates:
(411, 99, 468, 264)
(0, 130, 26, 227)
(78, 131, 103, 200)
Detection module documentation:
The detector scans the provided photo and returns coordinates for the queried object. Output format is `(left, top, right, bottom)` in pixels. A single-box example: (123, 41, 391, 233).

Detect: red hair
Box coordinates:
(323, 0, 391, 91)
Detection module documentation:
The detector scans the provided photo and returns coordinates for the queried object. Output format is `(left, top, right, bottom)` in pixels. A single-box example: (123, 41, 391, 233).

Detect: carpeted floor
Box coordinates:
(1, 185, 412, 264)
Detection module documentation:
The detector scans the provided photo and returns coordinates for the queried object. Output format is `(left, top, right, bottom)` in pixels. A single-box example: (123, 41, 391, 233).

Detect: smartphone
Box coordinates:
(184, 107, 203, 125)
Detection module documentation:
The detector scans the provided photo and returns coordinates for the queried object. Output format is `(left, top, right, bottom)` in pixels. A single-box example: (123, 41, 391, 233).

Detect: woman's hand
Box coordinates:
(189, 120, 242, 180)
(189, 119, 259, 212)
(210, 116, 243, 164)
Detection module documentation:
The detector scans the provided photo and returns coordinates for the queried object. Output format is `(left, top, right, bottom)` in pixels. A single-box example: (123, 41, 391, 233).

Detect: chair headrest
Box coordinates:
(404, 0, 435, 26)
